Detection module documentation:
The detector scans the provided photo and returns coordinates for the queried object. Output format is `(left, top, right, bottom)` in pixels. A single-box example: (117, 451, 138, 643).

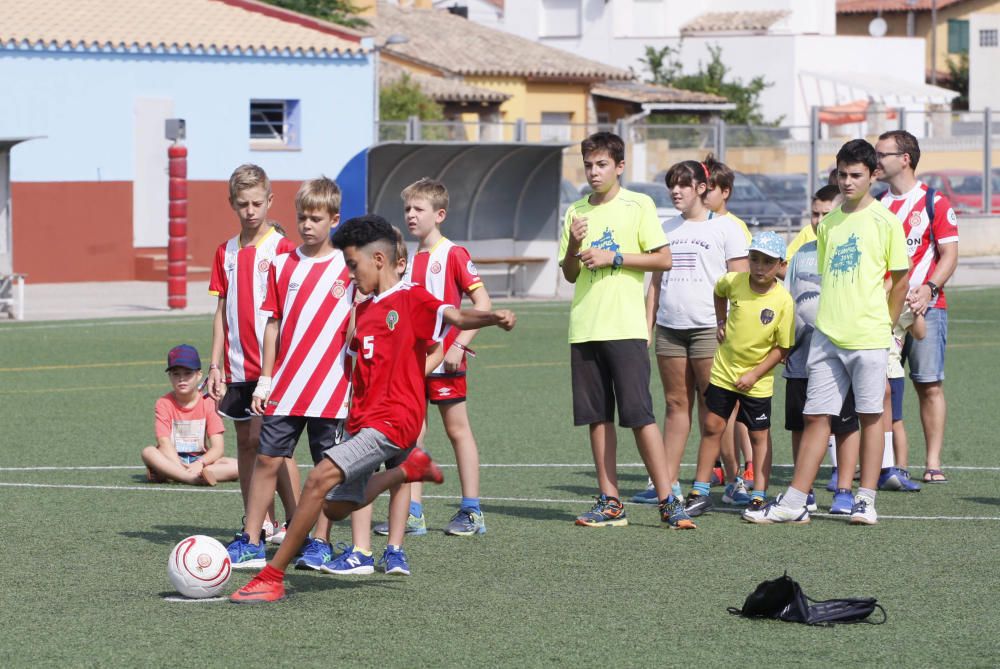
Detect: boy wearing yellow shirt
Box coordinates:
(684, 231, 794, 518)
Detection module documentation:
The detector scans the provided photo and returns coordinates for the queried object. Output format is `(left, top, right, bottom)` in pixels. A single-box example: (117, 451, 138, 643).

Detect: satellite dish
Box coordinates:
(869, 17, 888, 37)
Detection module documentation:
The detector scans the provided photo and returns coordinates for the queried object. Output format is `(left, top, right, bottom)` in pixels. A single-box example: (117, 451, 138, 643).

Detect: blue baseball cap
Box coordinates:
(749, 231, 787, 260)
(166, 344, 202, 371)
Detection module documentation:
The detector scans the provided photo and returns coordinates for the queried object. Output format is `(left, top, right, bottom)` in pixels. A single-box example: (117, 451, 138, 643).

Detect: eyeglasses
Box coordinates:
(876, 151, 904, 159)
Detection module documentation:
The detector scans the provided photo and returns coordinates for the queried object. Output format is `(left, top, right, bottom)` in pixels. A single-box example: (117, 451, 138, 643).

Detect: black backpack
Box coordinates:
(728, 573, 887, 626)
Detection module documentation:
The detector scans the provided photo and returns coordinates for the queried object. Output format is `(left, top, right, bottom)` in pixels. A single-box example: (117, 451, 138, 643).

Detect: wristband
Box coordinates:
(209, 363, 220, 371)
(252, 376, 272, 399)
(452, 342, 476, 358)
(717, 319, 727, 326)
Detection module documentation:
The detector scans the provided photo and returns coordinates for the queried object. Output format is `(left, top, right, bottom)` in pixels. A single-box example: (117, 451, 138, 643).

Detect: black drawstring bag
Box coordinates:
(728, 573, 887, 626)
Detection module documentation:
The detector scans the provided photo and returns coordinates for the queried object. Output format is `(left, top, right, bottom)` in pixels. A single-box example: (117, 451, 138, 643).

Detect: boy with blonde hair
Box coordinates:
(226, 176, 355, 568)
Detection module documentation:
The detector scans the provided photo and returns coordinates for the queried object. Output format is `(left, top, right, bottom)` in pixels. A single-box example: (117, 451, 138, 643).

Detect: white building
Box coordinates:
(970, 12, 1000, 111)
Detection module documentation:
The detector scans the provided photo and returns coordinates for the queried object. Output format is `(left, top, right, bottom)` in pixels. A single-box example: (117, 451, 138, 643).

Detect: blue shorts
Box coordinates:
(888, 377, 904, 423)
(178, 452, 203, 464)
(904, 307, 947, 383)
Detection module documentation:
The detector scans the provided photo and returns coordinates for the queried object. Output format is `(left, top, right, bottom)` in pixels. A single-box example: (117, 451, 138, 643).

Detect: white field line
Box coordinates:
(3, 463, 1000, 472)
(0, 316, 208, 332)
(2, 481, 999, 521)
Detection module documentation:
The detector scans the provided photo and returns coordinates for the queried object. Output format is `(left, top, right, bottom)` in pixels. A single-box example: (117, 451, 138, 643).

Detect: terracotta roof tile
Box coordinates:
(836, 0, 966, 13)
(682, 10, 791, 34)
(380, 60, 509, 103)
(591, 81, 730, 106)
(0, 0, 363, 56)
(372, 2, 630, 80)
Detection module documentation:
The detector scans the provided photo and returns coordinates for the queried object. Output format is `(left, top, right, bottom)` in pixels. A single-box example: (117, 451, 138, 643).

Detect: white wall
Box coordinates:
(970, 13, 1000, 111)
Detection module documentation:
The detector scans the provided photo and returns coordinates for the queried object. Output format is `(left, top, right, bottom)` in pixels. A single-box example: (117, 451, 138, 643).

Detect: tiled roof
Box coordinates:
(372, 2, 630, 80)
(836, 0, 966, 13)
(380, 60, 510, 103)
(591, 81, 730, 106)
(0, 0, 364, 56)
(682, 10, 791, 34)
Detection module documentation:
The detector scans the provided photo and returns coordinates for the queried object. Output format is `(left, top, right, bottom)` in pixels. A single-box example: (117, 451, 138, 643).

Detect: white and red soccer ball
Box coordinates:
(167, 535, 231, 599)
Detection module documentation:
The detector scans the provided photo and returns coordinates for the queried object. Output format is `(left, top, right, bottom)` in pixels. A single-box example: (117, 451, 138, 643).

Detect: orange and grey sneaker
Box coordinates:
(575, 494, 628, 527)
(230, 570, 286, 604)
(660, 496, 697, 530)
(741, 462, 755, 489)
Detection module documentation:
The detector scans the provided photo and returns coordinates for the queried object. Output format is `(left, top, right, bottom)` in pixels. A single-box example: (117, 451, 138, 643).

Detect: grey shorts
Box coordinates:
(323, 428, 405, 505)
(803, 329, 887, 416)
(654, 325, 718, 359)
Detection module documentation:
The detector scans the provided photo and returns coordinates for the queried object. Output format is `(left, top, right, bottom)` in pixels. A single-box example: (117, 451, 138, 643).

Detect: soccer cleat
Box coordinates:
(399, 447, 444, 484)
(660, 497, 696, 529)
(230, 574, 285, 604)
(226, 532, 266, 569)
(575, 495, 628, 527)
(741, 497, 766, 520)
(741, 462, 755, 489)
(722, 479, 751, 506)
(878, 467, 922, 492)
(896, 469, 922, 492)
(806, 490, 818, 512)
(268, 522, 288, 545)
(629, 482, 660, 505)
(825, 467, 839, 493)
(741, 494, 810, 525)
(320, 546, 376, 575)
(378, 546, 411, 576)
(710, 466, 725, 486)
(445, 507, 487, 536)
(684, 492, 713, 517)
(830, 489, 854, 515)
(294, 538, 333, 571)
(373, 513, 428, 537)
(849, 495, 878, 525)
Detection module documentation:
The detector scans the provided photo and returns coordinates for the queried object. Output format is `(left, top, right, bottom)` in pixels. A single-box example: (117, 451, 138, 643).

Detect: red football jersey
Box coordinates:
(881, 181, 959, 309)
(209, 228, 297, 383)
(404, 238, 483, 375)
(260, 248, 354, 418)
(347, 282, 450, 448)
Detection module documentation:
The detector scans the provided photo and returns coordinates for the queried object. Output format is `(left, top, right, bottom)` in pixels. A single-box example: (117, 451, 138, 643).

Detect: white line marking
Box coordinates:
(3, 482, 999, 521)
(163, 596, 227, 603)
(0, 316, 208, 333)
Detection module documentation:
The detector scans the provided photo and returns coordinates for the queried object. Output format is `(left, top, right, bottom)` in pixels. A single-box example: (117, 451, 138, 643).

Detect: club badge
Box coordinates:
(257, 259, 270, 273)
(386, 310, 399, 331)
(430, 261, 442, 274)
(331, 279, 346, 299)
(760, 308, 775, 325)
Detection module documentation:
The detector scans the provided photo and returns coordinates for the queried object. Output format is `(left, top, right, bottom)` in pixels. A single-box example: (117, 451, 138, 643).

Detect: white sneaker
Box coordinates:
(261, 519, 276, 542)
(741, 493, 811, 525)
(849, 494, 878, 525)
(268, 521, 288, 545)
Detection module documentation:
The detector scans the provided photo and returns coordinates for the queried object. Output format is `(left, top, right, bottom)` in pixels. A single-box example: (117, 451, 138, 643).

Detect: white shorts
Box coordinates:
(803, 329, 887, 416)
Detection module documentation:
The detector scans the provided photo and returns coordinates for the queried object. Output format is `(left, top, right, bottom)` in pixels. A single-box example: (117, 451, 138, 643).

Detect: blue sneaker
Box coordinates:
(878, 466, 922, 492)
(629, 482, 660, 505)
(806, 490, 818, 512)
(294, 537, 333, 571)
(830, 488, 853, 515)
(226, 532, 266, 569)
(825, 467, 839, 493)
(722, 479, 751, 506)
(659, 497, 696, 529)
(321, 545, 375, 575)
(445, 507, 487, 536)
(378, 545, 411, 576)
(373, 513, 428, 536)
(896, 469, 922, 492)
(575, 495, 628, 527)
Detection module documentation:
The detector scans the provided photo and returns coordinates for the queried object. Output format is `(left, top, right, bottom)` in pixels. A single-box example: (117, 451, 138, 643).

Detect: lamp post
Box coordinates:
(371, 33, 409, 143)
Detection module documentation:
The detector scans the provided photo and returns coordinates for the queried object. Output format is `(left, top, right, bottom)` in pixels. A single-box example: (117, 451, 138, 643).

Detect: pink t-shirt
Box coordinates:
(154, 393, 225, 454)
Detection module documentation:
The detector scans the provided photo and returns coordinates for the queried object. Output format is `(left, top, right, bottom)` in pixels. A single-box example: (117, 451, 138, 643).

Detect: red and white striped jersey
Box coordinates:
(259, 248, 354, 418)
(209, 227, 297, 383)
(881, 181, 959, 309)
(403, 238, 483, 375)
(347, 282, 449, 448)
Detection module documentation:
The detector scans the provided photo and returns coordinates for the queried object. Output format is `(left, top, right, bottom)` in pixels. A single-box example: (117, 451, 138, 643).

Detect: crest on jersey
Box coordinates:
(947, 208, 958, 226)
(760, 308, 775, 325)
(430, 261, 442, 274)
(386, 310, 399, 331)
(908, 210, 922, 230)
(467, 260, 479, 276)
(331, 279, 346, 299)
(257, 259, 270, 273)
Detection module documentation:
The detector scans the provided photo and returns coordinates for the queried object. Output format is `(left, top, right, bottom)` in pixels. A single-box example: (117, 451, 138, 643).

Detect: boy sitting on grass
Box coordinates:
(142, 344, 238, 486)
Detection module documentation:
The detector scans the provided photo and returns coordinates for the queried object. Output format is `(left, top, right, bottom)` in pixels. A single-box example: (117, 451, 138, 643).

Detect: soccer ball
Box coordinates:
(167, 535, 231, 599)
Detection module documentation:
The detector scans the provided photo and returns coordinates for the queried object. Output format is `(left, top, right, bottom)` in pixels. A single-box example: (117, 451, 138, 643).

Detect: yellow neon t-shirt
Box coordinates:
(710, 272, 794, 398)
(785, 225, 816, 259)
(815, 200, 909, 350)
(559, 188, 668, 343)
(725, 212, 752, 243)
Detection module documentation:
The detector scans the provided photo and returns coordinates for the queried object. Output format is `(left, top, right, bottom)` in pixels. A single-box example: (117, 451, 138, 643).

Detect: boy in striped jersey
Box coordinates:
(226, 176, 354, 568)
(207, 165, 300, 544)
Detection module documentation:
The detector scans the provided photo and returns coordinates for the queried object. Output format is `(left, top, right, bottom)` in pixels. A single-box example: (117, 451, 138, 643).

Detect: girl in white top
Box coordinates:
(643, 160, 748, 496)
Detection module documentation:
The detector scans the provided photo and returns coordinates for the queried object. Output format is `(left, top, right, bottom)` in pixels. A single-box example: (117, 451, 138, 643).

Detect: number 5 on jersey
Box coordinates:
(362, 335, 375, 359)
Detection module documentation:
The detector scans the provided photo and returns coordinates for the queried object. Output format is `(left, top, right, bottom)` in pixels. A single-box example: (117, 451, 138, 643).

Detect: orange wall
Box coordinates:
(12, 180, 305, 283)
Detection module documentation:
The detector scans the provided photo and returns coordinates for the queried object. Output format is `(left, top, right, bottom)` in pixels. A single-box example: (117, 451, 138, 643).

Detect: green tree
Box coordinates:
(945, 54, 969, 111)
(261, 0, 369, 29)
(379, 73, 444, 121)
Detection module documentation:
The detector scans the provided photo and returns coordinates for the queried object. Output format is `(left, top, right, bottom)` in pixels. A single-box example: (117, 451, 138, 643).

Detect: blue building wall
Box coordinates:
(0, 48, 374, 181)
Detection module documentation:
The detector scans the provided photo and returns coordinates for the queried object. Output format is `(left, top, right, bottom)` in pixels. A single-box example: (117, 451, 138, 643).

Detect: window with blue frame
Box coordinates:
(250, 99, 301, 150)
(948, 19, 969, 54)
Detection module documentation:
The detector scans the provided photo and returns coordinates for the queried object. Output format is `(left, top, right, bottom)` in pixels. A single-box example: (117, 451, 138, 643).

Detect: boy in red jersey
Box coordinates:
(231, 215, 516, 603)
(207, 164, 300, 544)
(225, 177, 355, 569)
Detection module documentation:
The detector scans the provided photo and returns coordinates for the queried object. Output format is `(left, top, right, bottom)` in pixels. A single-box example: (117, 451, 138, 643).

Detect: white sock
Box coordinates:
(882, 432, 895, 469)
(781, 486, 809, 508)
(827, 435, 838, 468)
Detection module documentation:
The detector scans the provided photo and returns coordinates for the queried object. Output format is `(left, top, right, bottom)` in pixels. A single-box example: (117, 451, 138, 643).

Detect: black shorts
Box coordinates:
(784, 377, 859, 434)
(258, 415, 344, 464)
(570, 339, 655, 428)
(217, 382, 256, 421)
(704, 383, 772, 431)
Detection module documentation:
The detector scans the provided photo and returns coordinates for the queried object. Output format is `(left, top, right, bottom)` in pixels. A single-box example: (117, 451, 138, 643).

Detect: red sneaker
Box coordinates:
(230, 575, 285, 604)
(400, 447, 444, 484)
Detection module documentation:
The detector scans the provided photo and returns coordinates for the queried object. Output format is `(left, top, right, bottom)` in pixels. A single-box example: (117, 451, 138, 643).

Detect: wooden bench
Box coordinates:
(0, 272, 27, 320)
(471, 257, 547, 297)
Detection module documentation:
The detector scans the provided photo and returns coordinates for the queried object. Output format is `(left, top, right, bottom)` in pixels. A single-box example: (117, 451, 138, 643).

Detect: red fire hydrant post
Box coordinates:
(167, 143, 188, 309)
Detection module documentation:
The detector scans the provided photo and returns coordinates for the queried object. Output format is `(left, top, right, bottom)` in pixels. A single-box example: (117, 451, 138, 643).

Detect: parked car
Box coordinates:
(744, 173, 810, 217)
(622, 181, 681, 221)
(728, 173, 791, 227)
(920, 169, 1000, 214)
